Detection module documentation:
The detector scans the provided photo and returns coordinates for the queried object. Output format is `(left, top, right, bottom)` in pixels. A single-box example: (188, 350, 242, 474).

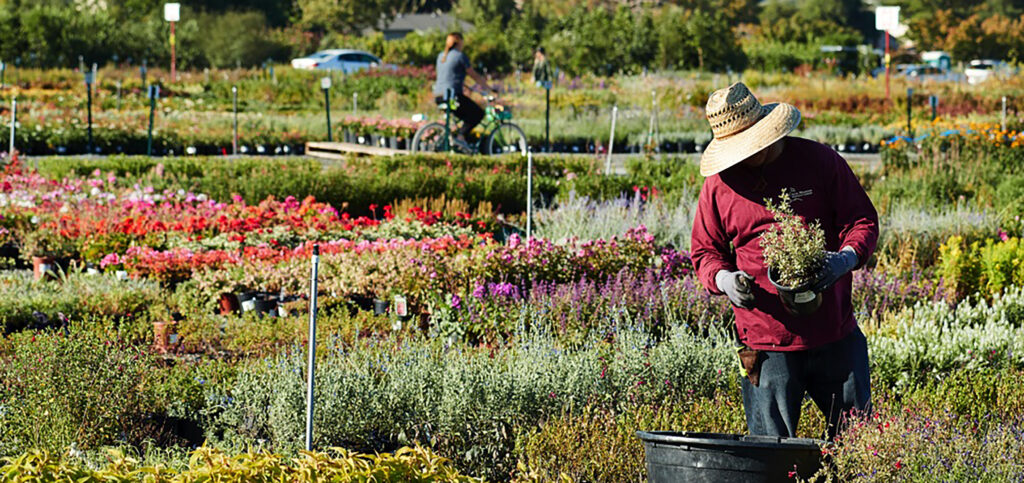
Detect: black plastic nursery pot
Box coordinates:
(767, 268, 823, 316)
(636, 431, 823, 483)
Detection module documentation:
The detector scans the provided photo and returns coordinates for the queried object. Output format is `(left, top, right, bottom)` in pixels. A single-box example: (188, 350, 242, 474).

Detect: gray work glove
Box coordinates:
(812, 247, 859, 292)
(716, 270, 755, 309)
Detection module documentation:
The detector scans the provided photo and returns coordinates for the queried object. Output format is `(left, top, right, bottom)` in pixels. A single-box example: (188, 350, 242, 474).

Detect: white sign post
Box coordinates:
(875, 6, 899, 99)
(164, 3, 180, 82)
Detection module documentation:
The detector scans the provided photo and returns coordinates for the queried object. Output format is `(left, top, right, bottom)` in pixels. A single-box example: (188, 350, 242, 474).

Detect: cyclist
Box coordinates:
(433, 32, 493, 149)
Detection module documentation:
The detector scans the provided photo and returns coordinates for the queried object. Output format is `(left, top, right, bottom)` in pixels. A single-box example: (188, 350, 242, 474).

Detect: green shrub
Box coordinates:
(0, 326, 154, 456)
(0, 270, 164, 339)
(821, 392, 1024, 482)
(207, 325, 734, 479)
(515, 391, 747, 482)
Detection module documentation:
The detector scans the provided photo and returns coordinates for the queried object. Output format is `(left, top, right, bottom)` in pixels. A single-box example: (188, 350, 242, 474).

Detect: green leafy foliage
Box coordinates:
(0, 326, 153, 456)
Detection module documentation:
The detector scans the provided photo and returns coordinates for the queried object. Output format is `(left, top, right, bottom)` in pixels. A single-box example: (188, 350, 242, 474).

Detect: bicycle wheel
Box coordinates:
(486, 122, 528, 155)
(411, 122, 450, 153)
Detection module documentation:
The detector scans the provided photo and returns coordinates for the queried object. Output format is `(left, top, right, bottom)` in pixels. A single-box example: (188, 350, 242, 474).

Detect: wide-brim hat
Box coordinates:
(700, 82, 802, 177)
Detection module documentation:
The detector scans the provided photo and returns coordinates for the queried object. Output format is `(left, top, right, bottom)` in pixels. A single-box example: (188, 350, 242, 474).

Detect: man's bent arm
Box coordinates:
(691, 181, 736, 295)
(829, 152, 879, 269)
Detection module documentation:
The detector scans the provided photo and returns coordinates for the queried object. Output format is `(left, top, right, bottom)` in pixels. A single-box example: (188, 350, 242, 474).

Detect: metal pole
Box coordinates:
(232, 86, 238, 155)
(445, 88, 453, 152)
(544, 83, 550, 152)
(1002, 96, 1007, 132)
(304, 244, 321, 451)
(906, 88, 912, 135)
(116, 81, 122, 110)
(526, 150, 533, 242)
(8, 96, 15, 160)
(86, 78, 93, 154)
(324, 88, 332, 142)
(170, 21, 176, 82)
(1, 61, 5, 89)
(606, 105, 617, 175)
(140, 60, 147, 86)
(930, 95, 937, 121)
(147, 86, 156, 156)
(647, 90, 656, 151)
(884, 31, 890, 99)
(352, 92, 357, 115)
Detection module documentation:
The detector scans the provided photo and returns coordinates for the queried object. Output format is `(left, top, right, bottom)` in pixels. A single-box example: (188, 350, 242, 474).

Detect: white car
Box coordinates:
(965, 59, 1005, 85)
(290, 49, 383, 74)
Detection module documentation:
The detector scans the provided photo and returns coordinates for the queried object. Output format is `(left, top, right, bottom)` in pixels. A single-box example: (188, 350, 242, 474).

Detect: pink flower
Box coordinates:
(99, 253, 122, 269)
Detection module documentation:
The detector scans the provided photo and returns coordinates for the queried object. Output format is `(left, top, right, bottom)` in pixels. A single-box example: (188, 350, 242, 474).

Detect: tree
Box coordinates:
(294, 0, 405, 34)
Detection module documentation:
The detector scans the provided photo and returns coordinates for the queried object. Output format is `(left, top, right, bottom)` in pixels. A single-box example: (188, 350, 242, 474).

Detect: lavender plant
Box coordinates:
(535, 192, 698, 249)
(759, 189, 827, 288)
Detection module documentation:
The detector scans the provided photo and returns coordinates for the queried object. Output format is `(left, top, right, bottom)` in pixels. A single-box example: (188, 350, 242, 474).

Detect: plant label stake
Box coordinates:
(147, 85, 159, 156)
(304, 244, 320, 451)
(232, 86, 239, 155)
(116, 80, 122, 110)
(85, 72, 94, 154)
(1002, 96, 1007, 132)
(352, 92, 357, 115)
(321, 77, 332, 142)
(140, 59, 147, 86)
(929, 95, 937, 121)
(606, 104, 617, 175)
(526, 149, 533, 242)
(543, 80, 551, 152)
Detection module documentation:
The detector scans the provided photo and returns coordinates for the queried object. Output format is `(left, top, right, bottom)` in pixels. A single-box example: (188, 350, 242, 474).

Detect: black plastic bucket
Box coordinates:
(636, 431, 823, 482)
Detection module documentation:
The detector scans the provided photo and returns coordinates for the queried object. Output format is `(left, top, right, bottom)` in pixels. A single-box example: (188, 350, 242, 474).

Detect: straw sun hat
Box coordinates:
(700, 82, 802, 177)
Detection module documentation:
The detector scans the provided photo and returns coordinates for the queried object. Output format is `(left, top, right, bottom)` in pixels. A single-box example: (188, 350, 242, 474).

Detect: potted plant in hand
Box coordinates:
(760, 189, 827, 316)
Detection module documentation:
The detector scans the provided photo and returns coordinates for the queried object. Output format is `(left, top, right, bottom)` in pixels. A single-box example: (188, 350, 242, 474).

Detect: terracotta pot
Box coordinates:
(153, 321, 178, 353)
(32, 256, 56, 281)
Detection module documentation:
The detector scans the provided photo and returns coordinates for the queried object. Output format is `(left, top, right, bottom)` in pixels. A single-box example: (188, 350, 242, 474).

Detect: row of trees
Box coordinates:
(0, 0, 1020, 73)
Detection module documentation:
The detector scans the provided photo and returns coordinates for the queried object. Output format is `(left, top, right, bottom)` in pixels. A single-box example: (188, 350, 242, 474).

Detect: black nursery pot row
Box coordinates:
(218, 291, 393, 319)
(529, 140, 881, 155)
(13, 143, 308, 157)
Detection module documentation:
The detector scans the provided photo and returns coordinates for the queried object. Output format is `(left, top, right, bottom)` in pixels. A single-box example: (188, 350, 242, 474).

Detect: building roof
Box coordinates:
(373, 12, 473, 34)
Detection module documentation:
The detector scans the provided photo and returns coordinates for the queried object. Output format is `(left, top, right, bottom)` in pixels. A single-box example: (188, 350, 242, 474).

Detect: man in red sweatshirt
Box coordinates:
(691, 83, 878, 439)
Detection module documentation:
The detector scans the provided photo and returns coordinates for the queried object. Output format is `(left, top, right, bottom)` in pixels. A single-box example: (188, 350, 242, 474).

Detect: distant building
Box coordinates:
(366, 12, 473, 40)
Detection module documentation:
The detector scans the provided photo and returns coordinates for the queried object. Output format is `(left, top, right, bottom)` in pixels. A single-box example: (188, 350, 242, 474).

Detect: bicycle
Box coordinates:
(411, 88, 529, 155)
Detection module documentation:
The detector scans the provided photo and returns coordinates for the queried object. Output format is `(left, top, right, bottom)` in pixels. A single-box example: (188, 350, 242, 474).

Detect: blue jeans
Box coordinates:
(741, 327, 871, 440)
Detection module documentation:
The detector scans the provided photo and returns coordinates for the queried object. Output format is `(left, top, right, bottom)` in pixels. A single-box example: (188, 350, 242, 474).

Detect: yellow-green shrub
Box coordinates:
(937, 236, 1024, 300)
(0, 446, 478, 482)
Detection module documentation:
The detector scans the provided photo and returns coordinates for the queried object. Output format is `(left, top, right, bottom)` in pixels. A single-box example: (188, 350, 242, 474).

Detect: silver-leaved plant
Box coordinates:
(760, 189, 826, 288)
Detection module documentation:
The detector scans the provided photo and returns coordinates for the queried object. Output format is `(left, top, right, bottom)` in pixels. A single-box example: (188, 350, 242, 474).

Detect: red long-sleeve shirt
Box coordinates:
(691, 137, 879, 351)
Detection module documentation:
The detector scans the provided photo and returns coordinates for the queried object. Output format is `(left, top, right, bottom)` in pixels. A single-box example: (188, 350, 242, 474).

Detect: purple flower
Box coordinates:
(450, 294, 462, 309)
(472, 284, 487, 299)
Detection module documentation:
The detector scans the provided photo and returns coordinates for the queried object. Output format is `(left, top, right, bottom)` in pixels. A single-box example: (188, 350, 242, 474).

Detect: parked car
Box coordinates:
(900, 64, 959, 82)
(965, 59, 1008, 85)
(290, 49, 384, 74)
